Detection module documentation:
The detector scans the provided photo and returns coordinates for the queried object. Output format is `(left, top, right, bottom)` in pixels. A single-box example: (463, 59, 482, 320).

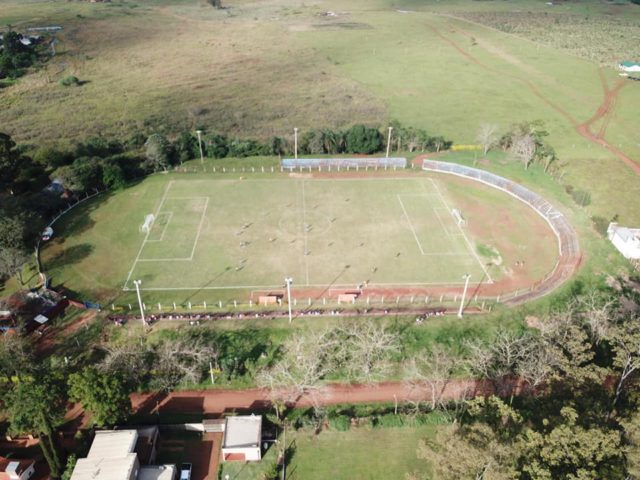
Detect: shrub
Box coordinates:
(59, 75, 81, 87)
(371, 413, 405, 428)
(328, 414, 350, 431)
(345, 124, 383, 154)
(570, 189, 591, 207)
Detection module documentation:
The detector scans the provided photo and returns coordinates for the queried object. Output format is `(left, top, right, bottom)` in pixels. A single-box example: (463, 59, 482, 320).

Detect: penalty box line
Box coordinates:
(145, 212, 174, 243)
(123, 180, 174, 290)
(428, 178, 493, 283)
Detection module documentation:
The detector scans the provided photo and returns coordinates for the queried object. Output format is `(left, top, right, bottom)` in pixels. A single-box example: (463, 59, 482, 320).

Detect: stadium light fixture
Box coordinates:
(285, 277, 293, 323)
(386, 126, 393, 158)
(294, 128, 298, 160)
(133, 280, 146, 327)
(196, 130, 204, 164)
(458, 274, 471, 318)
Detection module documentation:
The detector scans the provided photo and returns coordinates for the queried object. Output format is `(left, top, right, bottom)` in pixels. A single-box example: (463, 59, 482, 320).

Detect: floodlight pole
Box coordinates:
(458, 274, 471, 318)
(294, 128, 298, 160)
(386, 126, 393, 158)
(285, 277, 293, 324)
(133, 280, 146, 327)
(196, 130, 204, 164)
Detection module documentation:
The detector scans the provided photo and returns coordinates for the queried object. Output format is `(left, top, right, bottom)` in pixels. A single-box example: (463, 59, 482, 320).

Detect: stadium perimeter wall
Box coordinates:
(422, 159, 581, 305)
(282, 157, 407, 169)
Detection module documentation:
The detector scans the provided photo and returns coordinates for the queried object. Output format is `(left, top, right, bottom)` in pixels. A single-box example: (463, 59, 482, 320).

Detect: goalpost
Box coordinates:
(140, 214, 155, 233)
(451, 208, 466, 227)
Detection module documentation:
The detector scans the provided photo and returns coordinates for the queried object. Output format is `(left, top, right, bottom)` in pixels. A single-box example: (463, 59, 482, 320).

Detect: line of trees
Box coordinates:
(0, 31, 41, 81)
(476, 120, 558, 172)
(406, 286, 640, 480)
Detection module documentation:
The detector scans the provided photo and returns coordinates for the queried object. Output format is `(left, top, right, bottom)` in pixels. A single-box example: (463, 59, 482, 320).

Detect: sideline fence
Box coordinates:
(282, 157, 407, 170)
(422, 159, 581, 304)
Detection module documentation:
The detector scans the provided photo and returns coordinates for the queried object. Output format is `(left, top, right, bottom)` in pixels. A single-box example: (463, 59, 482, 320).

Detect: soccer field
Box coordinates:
(122, 176, 490, 292)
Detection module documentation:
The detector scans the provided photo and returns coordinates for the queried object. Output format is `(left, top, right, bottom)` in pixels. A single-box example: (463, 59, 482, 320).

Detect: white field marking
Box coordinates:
(397, 195, 426, 255)
(431, 205, 456, 240)
(432, 207, 464, 237)
(164, 196, 212, 200)
(136, 257, 192, 262)
(146, 212, 173, 243)
(124, 279, 472, 292)
(123, 180, 174, 290)
(189, 197, 210, 260)
(429, 178, 493, 283)
(301, 180, 310, 285)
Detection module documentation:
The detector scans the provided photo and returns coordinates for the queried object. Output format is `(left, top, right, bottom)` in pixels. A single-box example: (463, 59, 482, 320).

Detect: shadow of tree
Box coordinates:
(46, 243, 94, 270)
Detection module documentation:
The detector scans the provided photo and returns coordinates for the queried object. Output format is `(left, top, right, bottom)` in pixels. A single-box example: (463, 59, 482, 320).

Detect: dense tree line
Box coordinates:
(407, 283, 640, 480)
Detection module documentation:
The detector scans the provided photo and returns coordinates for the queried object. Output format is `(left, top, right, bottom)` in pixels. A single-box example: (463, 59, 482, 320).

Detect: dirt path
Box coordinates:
(131, 378, 526, 416)
(427, 22, 638, 175)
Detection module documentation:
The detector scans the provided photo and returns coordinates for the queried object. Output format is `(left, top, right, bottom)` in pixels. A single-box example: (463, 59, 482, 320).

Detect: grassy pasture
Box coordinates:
(219, 424, 436, 480)
(1, 0, 639, 226)
(40, 170, 558, 304)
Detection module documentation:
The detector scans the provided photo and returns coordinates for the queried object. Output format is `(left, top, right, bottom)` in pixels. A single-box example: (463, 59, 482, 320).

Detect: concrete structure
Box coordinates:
(0, 458, 35, 480)
(221, 415, 262, 462)
(138, 466, 176, 480)
(608, 223, 640, 259)
(71, 428, 172, 480)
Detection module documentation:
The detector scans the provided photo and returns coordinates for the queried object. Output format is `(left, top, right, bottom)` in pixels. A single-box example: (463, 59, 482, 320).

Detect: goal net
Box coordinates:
(452, 209, 466, 227)
(140, 214, 155, 233)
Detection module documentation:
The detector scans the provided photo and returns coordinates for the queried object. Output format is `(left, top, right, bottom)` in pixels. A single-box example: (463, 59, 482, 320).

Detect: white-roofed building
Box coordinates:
(607, 223, 640, 259)
(70, 429, 173, 480)
(221, 415, 262, 462)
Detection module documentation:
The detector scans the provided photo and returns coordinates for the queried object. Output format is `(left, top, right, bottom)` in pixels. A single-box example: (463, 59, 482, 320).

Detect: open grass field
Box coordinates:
(40, 169, 558, 303)
(219, 424, 436, 480)
(1, 0, 639, 226)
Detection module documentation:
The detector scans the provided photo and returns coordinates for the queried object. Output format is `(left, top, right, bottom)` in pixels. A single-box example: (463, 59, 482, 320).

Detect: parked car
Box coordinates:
(180, 463, 192, 480)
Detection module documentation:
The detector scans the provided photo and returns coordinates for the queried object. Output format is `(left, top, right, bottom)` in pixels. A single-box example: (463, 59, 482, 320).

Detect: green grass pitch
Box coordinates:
(122, 176, 489, 293)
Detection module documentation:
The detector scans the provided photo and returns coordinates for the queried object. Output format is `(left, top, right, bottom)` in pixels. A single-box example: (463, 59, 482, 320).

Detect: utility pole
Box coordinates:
(281, 422, 286, 480)
(285, 277, 293, 324)
(209, 361, 215, 384)
(458, 274, 471, 318)
(196, 130, 204, 164)
(386, 126, 393, 158)
(133, 280, 146, 327)
(294, 128, 298, 160)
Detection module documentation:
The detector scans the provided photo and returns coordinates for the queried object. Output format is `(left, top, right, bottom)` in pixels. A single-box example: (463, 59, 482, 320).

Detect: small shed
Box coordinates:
(607, 223, 640, 259)
(221, 415, 262, 462)
(619, 61, 640, 73)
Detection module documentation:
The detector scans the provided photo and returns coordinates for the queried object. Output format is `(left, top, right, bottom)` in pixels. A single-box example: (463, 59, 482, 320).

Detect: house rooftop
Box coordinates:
(609, 224, 640, 243)
(223, 415, 262, 449)
(72, 453, 138, 480)
(87, 430, 138, 459)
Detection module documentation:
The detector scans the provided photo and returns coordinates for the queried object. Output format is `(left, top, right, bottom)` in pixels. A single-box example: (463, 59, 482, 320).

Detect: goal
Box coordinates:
(140, 214, 155, 233)
(451, 208, 466, 227)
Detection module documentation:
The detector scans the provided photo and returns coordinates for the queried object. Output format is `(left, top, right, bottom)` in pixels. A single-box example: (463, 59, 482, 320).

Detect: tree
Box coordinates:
(208, 0, 222, 8)
(0, 132, 35, 194)
(5, 379, 66, 478)
(257, 330, 337, 407)
(404, 346, 456, 410)
(335, 323, 400, 383)
(150, 337, 218, 391)
(144, 134, 171, 171)
(0, 334, 35, 383)
(511, 133, 536, 169)
(609, 321, 640, 411)
(205, 133, 229, 158)
(102, 162, 127, 189)
(68, 367, 132, 427)
(344, 124, 383, 154)
(476, 124, 499, 156)
(0, 246, 30, 284)
(174, 132, 197, 164)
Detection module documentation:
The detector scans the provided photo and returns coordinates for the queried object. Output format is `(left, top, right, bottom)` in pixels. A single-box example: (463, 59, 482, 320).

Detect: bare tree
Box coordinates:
(476, 124, 499, 156)
(610, 322, 640, 411)
(100, 335, 153, 386)
(404, 346, 455, 410)
(257, 330, 336, 408)
(510, 133, 536, 169)
(577, 293, 616, 345)
(336, 323, 400, 383)
(152, 338, 218, 391)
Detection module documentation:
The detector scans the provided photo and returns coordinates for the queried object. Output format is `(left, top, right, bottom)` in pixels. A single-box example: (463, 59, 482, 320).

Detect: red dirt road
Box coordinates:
(131, 378, 526, 417)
